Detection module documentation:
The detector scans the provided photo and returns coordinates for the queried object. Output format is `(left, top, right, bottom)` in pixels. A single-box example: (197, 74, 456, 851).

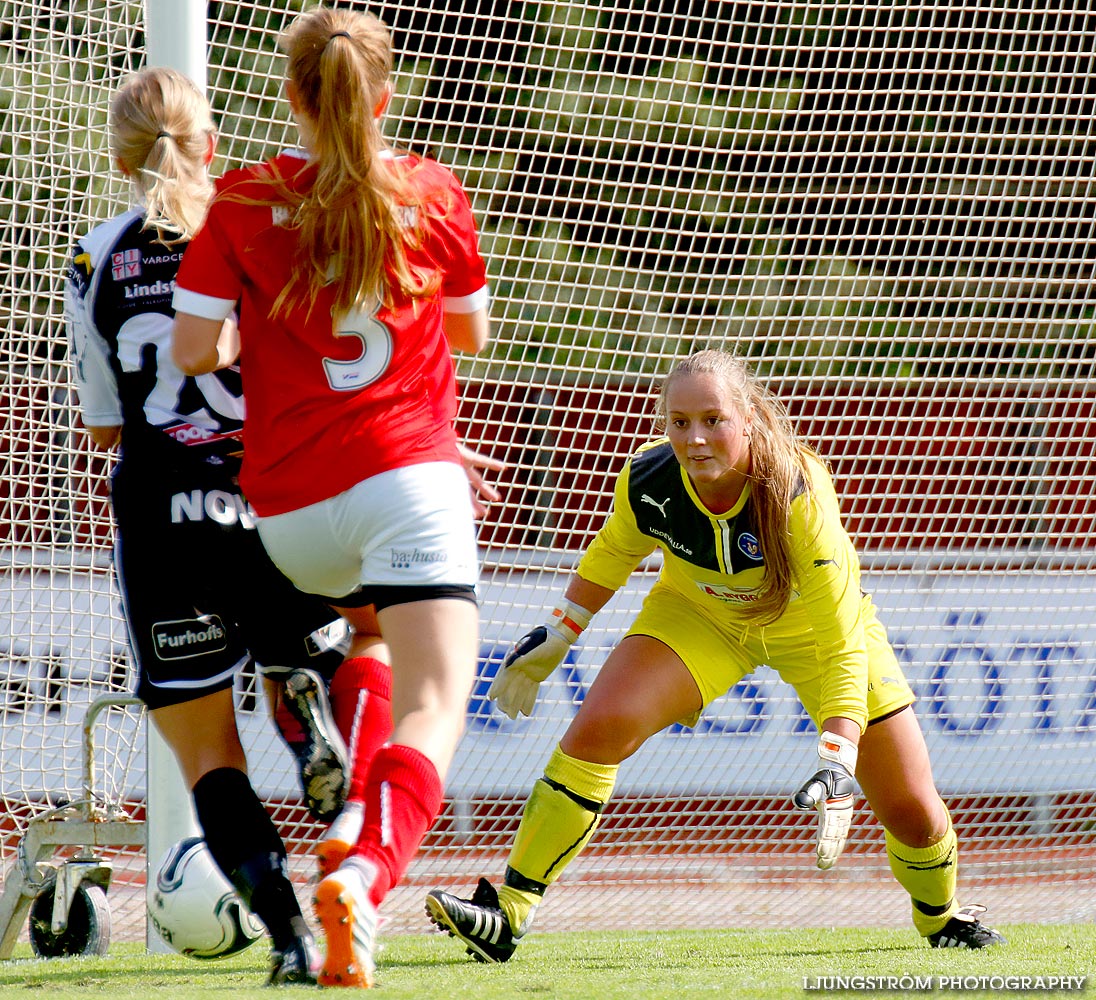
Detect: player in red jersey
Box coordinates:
(172, 6, 490, 988)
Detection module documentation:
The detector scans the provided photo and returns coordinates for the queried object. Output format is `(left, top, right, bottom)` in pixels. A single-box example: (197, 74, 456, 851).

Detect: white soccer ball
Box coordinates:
(148, 837, 265, 959)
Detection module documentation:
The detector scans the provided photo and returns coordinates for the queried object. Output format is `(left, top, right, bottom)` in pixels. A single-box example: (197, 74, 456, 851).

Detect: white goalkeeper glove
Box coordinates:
(489, 599, 594, 720)
(792, 731, 858, 870)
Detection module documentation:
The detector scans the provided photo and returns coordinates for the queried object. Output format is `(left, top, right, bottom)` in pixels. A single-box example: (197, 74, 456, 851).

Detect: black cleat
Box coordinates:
(425, 877, 521, 963)
(282, 668, 348, 823)
(266, 933, 319, 986)
(927, 904, 1006, 949)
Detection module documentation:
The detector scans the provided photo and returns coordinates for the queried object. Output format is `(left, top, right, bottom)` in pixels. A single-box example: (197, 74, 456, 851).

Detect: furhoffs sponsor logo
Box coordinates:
(151, 616, 228, 660)
(390, 548, 449, 570)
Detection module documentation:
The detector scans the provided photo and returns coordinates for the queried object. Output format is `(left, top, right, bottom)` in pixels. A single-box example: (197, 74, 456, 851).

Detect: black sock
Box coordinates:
(192, 767, 304, 951)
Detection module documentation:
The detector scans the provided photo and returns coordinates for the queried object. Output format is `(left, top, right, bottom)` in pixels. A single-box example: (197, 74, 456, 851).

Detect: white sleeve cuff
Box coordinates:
(172, 287, 236, 321)
(80, 407, 123, 426)
(443, 285, 489, 315)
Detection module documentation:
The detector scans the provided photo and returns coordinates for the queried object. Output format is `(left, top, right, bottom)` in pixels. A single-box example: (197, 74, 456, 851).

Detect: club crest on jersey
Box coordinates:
(737, 532, 762, 560)
(111, 248, 141, 280)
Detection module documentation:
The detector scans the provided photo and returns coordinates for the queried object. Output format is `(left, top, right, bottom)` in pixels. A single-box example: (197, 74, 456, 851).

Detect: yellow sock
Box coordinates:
(885, 807, 959, 936)
(498, 745, 618, 935)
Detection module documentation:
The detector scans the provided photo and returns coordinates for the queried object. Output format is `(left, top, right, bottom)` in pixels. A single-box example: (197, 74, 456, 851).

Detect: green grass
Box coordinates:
(0, 925, 1091, 998)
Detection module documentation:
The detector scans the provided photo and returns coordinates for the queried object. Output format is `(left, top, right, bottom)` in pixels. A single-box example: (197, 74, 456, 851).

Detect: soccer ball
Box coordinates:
(148, 837, 265, 959)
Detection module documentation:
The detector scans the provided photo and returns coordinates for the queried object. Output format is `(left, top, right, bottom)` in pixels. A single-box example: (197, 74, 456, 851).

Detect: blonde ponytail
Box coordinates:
(110, 67, 215, 244)
(275, 7, 438, 319)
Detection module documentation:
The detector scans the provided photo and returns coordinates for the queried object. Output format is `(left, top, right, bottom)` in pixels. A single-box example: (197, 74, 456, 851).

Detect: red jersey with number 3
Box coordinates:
(173, 149, 488, 516)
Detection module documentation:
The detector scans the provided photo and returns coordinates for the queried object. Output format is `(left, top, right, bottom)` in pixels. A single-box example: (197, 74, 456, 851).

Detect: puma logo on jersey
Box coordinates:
(641, 494, 670, 517)
(814, 556, 839, 568)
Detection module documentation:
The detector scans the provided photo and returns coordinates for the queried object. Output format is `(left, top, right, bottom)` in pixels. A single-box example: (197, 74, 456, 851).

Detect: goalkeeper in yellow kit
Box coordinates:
(427, 349, 1004, 955)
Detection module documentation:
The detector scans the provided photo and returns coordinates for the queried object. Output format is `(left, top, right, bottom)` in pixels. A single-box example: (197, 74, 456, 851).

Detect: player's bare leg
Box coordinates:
(317, 598, 476, 985)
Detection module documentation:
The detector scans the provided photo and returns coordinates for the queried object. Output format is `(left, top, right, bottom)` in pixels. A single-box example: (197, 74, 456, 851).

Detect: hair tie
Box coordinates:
(156, 130, 172, 140)
(329, 30, 351, 41)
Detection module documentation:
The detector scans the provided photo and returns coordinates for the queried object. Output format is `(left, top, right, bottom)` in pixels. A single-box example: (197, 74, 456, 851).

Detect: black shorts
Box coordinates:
(111, 459, 346, 710)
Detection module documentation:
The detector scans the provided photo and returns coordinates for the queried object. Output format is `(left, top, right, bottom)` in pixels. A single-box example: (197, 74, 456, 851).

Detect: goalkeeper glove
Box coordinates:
(792, 731, 858, 870)
(488, 599, 593, 719)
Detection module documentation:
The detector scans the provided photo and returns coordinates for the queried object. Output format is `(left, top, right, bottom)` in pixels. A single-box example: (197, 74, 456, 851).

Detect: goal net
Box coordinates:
(2, 0, 1094, 943)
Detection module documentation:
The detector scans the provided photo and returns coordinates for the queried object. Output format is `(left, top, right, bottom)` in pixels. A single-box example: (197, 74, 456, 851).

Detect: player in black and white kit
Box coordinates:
(65, 169, 351, 722)
(63, 67, 368, 986)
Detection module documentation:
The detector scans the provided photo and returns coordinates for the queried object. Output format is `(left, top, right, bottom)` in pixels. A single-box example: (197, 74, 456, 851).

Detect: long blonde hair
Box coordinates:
(110, 68, 214, 244)
(657, 350, 819, 624)
(274, 7, 436, 318)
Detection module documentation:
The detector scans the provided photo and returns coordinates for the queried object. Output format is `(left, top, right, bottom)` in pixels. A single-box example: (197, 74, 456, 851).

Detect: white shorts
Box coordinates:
(256, 462, 479, 602)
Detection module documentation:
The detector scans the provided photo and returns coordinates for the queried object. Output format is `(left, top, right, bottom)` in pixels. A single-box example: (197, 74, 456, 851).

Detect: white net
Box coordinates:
(2, 0, 1094, 945)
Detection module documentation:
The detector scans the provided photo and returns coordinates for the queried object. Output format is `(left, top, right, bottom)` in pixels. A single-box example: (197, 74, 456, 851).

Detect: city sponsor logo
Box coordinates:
(111, 248, 141, 279)
(124, 277, 177, 300)
(151, 615, 228, 660)
(737, 531, 762, 560)
(648, 526, 693, 556)
(170, 488, 256, 529)
(144, 251, 184, 265)
(696, 580, 759, 603)
(390, 548, 449, 569)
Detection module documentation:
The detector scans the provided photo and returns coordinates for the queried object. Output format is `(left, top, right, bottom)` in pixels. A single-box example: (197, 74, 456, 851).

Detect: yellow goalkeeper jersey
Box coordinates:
(577, 439, 872, 726)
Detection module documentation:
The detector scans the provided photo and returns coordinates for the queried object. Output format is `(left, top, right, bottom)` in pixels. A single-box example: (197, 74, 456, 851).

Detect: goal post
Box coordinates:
(143, 0, 206, 94)
(1, 0, 1095, 950)
(140, 0, 206, 955)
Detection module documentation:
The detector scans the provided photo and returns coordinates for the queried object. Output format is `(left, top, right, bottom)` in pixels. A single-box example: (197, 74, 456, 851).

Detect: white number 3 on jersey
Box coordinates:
(322, 303, 393, 391)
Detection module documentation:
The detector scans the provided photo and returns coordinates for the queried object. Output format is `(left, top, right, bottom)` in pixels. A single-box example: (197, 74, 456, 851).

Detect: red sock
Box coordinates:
(351, 743, 443, 907)
(329, 656, 393, 802)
